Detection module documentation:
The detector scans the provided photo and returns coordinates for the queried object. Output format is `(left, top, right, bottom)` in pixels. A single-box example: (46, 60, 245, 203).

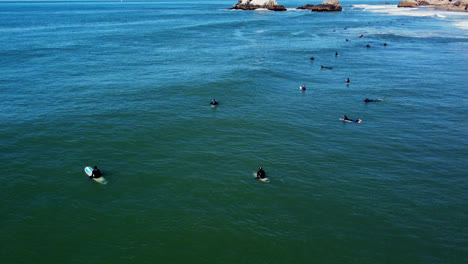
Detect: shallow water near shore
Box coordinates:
(1, 1, 467, 263)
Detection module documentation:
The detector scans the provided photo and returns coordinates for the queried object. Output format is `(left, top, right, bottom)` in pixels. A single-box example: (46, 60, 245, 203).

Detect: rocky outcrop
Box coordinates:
(231, 0, 287, 11)
(298, 0, 343, 12)
(397, 0, 419, 7)
(268, 4, 288, 11)
(297, 4, 315, 10)
(397, 0, 468, 11)
(417, 0, 431, 5)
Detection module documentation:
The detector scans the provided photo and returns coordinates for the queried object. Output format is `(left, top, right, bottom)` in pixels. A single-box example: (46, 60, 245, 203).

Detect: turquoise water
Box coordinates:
(1, 1, 467, 263)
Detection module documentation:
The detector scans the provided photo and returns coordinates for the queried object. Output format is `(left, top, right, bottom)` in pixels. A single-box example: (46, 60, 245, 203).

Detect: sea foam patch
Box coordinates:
(353, 4, 442, 17)
(353, 4, 461, 17)
(353, 4, 468, 32)
(454, 21, 468, 30)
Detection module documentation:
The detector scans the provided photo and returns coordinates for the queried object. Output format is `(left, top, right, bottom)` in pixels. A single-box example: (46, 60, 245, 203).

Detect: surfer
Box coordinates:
(321, 65, 333, 69)
(90, 166, 102, 179)
(335, 51, 338, 56)
(300, 84, 306, 90)
(310, 56, 315, 61)
(364, 98, 381, 103)
(257, 167, 266, 180)
(346, 78, 350, 84)
(210, 98, 218, 106)
(366, 44, 371, 48)
(343, 115, 362, 123)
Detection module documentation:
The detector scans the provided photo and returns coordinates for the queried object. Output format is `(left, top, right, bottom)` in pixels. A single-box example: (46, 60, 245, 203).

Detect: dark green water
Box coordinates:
(1, 1, 467, 263)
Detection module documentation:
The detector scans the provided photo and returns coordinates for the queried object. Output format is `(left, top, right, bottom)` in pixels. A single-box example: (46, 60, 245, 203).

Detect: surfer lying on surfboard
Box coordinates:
(364, 98, 382, 103)
(342, 115, 362, 123)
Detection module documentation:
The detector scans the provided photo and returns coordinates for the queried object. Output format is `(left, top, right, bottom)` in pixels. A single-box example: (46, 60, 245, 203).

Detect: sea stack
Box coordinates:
(299, 0, 343, 12)
(397, 0, 468, 11)
(231, 0, 287, 11)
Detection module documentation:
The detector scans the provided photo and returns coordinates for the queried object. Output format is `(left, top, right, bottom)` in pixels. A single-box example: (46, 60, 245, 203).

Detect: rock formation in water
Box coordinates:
(297, 4, 315, 10)
(397, 0, 419, 7)
(231, 0, 287, 11)
(397, 0, 468, 11)
(298, 0, 343, 12)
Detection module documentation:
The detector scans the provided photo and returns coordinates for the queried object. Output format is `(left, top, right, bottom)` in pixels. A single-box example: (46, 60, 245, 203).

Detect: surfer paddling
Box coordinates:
(364, 98, 381, 103)
(343, 115, 362, 123)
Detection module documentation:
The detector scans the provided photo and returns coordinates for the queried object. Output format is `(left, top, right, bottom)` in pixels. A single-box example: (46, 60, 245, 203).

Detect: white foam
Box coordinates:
(454, 21, 468, 30)
(238, 0, 278, 5)
(353, 4, 434, 17)
(352, 4, 395, 11)
(354, 4, 468, 32)
(354, 4, 468, 19)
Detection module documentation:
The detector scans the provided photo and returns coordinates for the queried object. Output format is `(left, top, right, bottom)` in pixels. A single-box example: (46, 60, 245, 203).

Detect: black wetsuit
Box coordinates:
(91, 169, 102, 178)
(257, 169, 266, 179)
(210, 101, 218, 105)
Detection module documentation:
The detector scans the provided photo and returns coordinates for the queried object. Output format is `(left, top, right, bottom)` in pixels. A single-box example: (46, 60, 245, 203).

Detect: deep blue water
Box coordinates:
(1, 1, 467, 263)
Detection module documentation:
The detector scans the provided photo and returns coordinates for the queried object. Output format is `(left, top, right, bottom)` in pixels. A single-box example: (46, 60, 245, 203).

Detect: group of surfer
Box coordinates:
(89, 30, 392, 186)
(313, 32, 388, 68)
(309, 30, 387, 124)
(205, 30, 387, 181)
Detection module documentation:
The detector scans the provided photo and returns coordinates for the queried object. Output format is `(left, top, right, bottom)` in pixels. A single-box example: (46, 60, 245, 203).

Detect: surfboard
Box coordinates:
(84, 166, 107, 184)
(253, 173, 270, 183)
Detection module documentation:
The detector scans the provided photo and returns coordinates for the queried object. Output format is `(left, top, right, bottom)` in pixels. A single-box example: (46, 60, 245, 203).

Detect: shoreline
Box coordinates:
(398, 0, 468, 12)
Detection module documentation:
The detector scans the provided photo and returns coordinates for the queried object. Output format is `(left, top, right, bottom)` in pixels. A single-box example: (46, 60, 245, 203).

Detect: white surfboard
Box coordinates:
(299, 86, 306, 90)
(85, 166, 107, 184)
(253, 173, 270, 183)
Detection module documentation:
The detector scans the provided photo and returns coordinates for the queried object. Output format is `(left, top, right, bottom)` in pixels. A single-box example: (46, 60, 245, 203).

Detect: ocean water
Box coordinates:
(1, 1, 467, 263)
